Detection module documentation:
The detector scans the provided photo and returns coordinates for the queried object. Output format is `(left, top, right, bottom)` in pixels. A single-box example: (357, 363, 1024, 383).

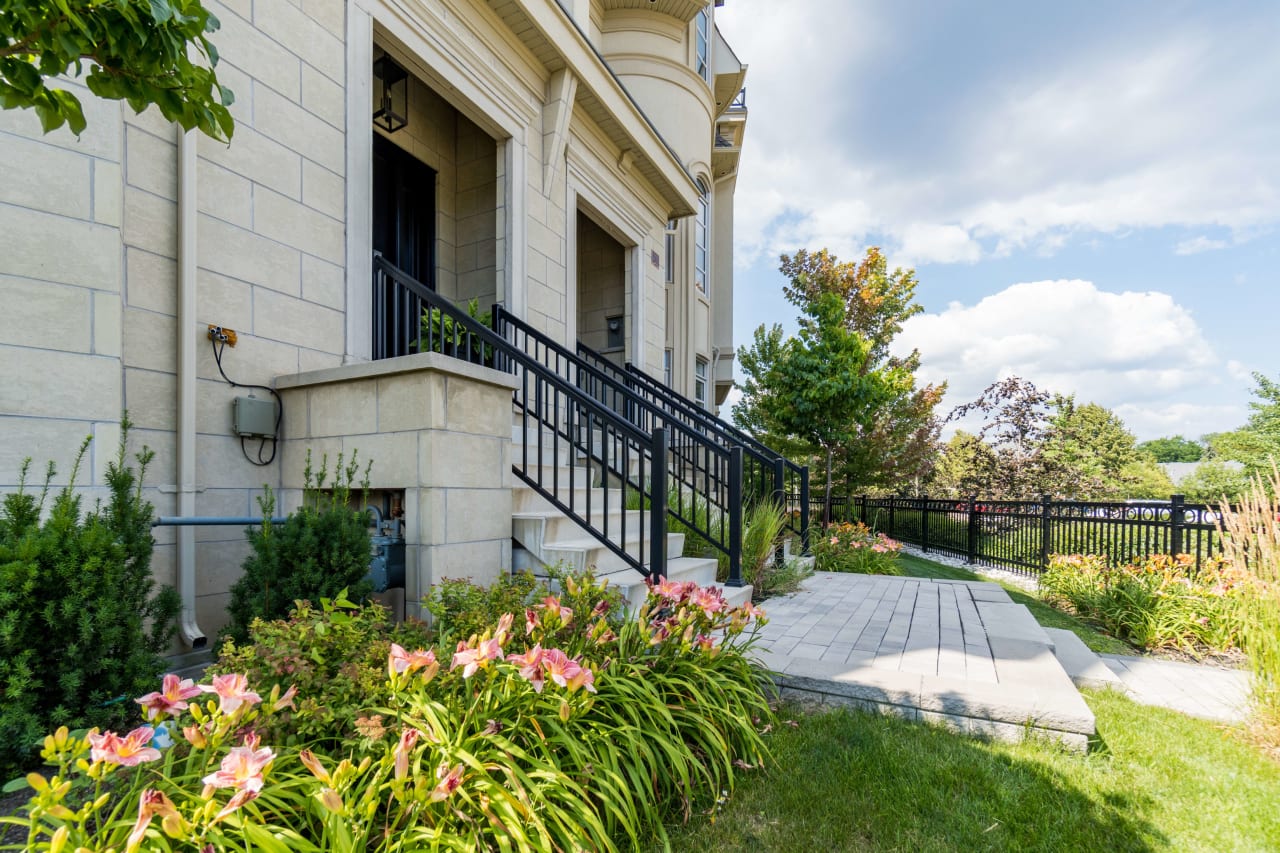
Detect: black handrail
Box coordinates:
(493, 307, 744, 585)
(374, 254, 671, 581)
(578, 342, 810, 554)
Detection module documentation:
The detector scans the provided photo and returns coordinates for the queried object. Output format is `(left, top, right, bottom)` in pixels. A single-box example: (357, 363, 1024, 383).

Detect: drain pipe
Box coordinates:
(176, 127, 205, 649)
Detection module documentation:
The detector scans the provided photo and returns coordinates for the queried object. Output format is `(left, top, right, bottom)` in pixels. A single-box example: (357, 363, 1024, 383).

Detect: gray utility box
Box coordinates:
(233, 395, 276, 438)
(368, 532, 405, 592)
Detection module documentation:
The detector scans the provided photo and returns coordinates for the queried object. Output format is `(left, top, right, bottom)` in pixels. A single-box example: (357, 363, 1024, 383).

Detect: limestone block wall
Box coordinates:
(276, 354, 516, 621)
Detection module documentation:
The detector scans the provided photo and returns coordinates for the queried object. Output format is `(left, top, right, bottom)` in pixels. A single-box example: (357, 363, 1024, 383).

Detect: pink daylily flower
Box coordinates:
(126, 789, 181, 853)
(212, 788, 260, 824)
(88, 727, 161, 767)
(430, 763, 465, 802)
(494, 612, 514, 642)
(541, 648, 595, 693)
(135, 674, 202, 721)
(691, 586, 726, 617)
(451, 636, 504, 678)
(202, 743, 274, 793)
(654, 578, 692, 602)
(389, 644, 439, 678)
(507, 644, 547, 692)
(200, 673, 262, 715)
(394, 728, 420, 780)
(525, 608, 540, 635)
(541, 594, 573, 625)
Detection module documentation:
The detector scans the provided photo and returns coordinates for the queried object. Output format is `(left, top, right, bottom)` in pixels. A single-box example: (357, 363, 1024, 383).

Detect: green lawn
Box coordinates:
(660, 690, 1280, 852)
(896, 553, 1136, 656)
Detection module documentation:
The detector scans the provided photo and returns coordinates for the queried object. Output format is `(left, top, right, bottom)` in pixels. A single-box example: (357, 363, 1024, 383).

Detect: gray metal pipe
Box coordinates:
(153, 516, 288, 527)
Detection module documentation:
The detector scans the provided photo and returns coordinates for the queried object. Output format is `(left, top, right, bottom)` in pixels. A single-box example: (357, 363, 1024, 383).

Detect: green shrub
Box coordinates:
(424, 569, 542, 644)
(0, 420, 179, 779)
(812, 522, 904, 574)
(223, 450, 374, 644)
(6, 573, 775, 852)
(212, 590, 432, 747)
(1040, 553, 1249, 654)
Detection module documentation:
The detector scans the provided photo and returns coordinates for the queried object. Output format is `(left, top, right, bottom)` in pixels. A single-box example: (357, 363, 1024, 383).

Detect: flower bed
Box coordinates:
(2, 573, 774, 851)
(812, 522, 904, 575)
(1040, 553, 1252, 655)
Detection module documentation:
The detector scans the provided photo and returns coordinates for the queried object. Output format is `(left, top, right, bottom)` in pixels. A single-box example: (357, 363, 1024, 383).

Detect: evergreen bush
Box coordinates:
(223, 450, 375, 644)
(0, 419, 178, 778)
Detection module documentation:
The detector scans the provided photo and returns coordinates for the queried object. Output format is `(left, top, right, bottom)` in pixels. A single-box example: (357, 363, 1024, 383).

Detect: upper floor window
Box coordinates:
(694, 357, 708, 408)
(694, 182, 709, 295)
(695, 10, 710, 82)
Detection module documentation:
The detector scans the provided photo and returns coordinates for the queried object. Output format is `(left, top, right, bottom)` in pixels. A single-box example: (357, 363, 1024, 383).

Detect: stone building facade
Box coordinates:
(0, 0, 747, 644)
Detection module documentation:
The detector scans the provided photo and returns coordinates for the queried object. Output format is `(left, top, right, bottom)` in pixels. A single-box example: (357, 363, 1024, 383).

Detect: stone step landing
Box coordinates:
(754, 572, 1096, 751)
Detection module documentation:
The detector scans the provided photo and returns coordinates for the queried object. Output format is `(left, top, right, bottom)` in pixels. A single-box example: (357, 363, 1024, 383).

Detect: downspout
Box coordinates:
(176, 127, 206, 649)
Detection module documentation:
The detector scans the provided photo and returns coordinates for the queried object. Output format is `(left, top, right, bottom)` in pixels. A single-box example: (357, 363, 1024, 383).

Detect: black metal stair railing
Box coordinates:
(373, 254, 744, 585)
(577, 342, 810, 553)
(494, 307, 744, 585)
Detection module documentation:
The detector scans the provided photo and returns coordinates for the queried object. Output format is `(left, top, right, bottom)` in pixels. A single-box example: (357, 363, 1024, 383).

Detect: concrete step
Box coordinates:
(1045, 628, 1129, 692)
(513, 483, 625, 513)
(513, 507, 654, 556)
(538, 531, 687, 575)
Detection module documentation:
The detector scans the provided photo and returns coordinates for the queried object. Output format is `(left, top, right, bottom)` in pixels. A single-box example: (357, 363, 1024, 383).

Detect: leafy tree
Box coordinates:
(1205, 372, 1280, 480)
(1119, 456, 1176, 500)
(1137, 435, 1204, 463)
(1180, 460, 1249, 506)
(735, 248, 943, 507)
(947, 377, 1062, 498)
(1042, 399, 1142, 499)
(929, 430, 997, 497)
(0, 0, 233, 140)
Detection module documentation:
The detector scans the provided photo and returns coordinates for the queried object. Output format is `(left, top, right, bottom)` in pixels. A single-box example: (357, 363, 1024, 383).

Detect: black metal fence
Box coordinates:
(805, 494, 1224, 577)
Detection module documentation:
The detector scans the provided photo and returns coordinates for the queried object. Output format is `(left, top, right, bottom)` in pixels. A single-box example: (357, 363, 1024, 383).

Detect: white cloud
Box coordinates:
(1174, 236, 1230, 255)
(716, 2, 1280, 265)
(893, 280, 1232, 438)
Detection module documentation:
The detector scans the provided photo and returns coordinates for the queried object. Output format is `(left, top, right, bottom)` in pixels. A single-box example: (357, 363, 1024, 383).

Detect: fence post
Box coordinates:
(1169, 493, 1185, 559)
(649, 428, 668, 583)
(772, 457, 786, 568)
(799, 465, 811, 555)
(887, 495, 896, 540)
(859, 495, 868, 528)
(920, 494, 930, 553)
(1039, 494, 1052, 572)
(966, 495, 978, 564)
(726, 446, 744, 587)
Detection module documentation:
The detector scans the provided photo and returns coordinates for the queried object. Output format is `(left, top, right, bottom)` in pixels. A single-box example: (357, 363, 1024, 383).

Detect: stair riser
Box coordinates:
(541, 532, 686, 574)
(513, 485, 627, 514)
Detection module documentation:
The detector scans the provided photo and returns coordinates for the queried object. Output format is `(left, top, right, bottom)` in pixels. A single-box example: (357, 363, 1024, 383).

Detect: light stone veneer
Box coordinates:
(276, 353, 517, 621)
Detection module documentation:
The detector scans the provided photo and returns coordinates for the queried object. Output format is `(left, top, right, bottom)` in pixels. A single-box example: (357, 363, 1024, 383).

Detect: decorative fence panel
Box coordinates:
(808, 494, 1224, 577)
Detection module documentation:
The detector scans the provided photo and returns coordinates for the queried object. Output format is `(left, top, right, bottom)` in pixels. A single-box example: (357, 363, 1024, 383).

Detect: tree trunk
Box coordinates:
(823, 446, 834, 527)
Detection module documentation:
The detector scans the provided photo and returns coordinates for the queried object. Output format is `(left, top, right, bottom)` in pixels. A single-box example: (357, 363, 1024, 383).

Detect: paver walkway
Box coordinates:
(755, 571, 1096, 750)
(1101, 654, 1251, 723)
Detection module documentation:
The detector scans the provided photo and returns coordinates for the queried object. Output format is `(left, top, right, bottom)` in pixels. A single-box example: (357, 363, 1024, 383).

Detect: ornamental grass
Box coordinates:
(1218, 469, 1280, 750)
(2, 573, 774, 851)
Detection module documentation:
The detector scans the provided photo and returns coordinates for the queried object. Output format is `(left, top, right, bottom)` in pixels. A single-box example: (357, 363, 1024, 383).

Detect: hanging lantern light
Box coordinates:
(373, 55, 409, 133)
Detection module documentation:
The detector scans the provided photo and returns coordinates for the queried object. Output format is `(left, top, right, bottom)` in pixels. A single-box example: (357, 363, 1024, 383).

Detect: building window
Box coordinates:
(694, 183, 709, 295)
(695, 10, 710, 82)
(664, 349, 673, 388)
(664, 219, 677, 284)
(694, 357, 708, 407)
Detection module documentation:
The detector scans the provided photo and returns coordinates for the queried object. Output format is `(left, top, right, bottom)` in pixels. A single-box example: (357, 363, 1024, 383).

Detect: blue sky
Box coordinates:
(715, 0, 1279, 440)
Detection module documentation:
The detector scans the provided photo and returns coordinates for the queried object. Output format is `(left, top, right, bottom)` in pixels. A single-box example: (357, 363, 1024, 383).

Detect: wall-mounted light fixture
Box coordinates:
(373, 55, 409, 134)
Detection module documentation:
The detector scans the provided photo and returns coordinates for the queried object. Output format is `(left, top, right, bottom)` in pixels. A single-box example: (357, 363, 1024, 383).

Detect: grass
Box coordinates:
(895, 553, 1136, 656)
(660, 689, 1280, 852)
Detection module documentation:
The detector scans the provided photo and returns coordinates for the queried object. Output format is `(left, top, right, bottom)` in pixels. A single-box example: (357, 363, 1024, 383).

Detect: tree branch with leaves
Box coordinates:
(0, 0, 233, 140)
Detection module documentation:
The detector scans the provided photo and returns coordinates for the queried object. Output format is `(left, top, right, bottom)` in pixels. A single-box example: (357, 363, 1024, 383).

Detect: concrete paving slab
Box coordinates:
(754, 571, 1095, 750)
